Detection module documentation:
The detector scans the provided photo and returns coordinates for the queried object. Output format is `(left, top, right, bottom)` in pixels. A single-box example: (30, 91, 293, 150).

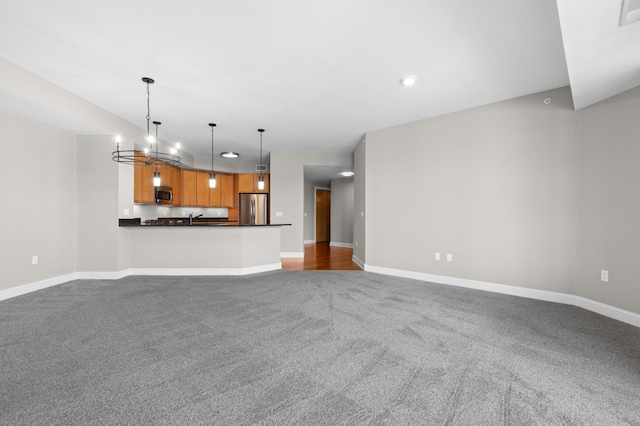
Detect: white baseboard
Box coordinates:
(574, 296, 640, 328)
(330, 242, 354, 248)
(364, 264, 640, 328)
(6, 264, 639, 329)
(77, 271, 128, 280)
(0, 273, 78, 302)
(0, 264, 282, 302)
(304, 239, 316, 244)
(124, 263, 282, 276)
(281, 252, 304, 258)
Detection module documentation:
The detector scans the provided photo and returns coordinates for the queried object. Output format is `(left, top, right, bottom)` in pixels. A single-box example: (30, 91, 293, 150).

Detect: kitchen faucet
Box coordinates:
(189, 213, 203, 226)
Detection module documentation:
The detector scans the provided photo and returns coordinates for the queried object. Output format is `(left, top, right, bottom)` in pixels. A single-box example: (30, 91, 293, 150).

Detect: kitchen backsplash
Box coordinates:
(132, 204, 229, 221)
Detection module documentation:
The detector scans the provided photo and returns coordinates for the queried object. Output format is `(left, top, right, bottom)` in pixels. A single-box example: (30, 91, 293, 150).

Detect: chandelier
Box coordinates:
(112, 77, 182, 168)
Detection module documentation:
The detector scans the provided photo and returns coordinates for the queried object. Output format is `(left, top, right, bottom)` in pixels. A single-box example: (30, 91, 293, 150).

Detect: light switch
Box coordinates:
(276, 212, 283, 217)
(447, 253, 453, 262)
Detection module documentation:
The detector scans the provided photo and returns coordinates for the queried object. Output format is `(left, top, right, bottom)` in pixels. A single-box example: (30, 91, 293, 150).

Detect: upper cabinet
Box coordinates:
(170, 166, 182, 206)
(220, 173, 235, 208)
(133, 152, 181, 206)
(133, 154, 268, 207)
(181, 169, 198, 207)
(237, 173, 270, 193)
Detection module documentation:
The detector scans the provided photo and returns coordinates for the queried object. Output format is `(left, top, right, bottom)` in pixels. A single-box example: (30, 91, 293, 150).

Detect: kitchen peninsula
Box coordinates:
(119, 222, 290, 275)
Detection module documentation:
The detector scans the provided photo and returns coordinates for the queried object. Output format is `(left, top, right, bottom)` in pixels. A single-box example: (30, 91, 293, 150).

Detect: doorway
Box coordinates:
(315, 188, 331, 243)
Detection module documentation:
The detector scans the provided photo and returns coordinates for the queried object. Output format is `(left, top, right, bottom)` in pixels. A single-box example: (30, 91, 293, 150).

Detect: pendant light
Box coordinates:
(209, 123, 217, 188)
(112, 77, 181, 170)
(258, 129, 265, 190)
(152, 121, 162, 187)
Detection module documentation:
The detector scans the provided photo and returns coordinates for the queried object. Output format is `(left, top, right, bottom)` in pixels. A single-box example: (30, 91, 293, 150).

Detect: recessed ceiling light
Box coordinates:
(340, 171, 355, 177)
(221, 151, 239, 158)
(401, 75, 417, 86)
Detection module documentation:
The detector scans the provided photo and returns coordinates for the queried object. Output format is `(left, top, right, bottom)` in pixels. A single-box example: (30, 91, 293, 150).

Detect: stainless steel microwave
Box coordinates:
(155, 186, 173, 205)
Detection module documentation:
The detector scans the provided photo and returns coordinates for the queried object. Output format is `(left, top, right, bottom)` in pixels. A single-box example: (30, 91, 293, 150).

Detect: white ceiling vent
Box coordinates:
(621, 0, 640, 26)
(256, 165, 268, 172)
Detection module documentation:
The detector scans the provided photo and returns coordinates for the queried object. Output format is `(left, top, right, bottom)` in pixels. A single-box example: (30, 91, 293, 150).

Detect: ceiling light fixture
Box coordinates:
(340, 171, 355, 177)
(258, 129, 265, 190)
(152, 121, 162, 186)
(209, 123, 217, 188)
(401, 75, 417, 86)
(112, 77, 182, 174)
(221, 151, 239, 158)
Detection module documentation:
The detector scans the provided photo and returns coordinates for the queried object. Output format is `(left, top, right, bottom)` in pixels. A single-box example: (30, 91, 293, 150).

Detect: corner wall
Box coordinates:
(0, 109, 78, 290)
(575, 87, 640, 313)
(364, 87, 577, 295)
(353, 138, 366, 264)
(270, 152, 353, 256)
(330, 178, 354, 245)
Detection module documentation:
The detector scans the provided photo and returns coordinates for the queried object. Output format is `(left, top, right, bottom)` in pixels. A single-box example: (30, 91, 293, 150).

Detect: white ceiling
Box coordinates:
(0, 0, 638, 165)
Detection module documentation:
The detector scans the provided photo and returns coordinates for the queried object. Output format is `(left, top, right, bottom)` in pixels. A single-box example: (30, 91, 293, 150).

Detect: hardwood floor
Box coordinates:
(282, 242, 362, 271)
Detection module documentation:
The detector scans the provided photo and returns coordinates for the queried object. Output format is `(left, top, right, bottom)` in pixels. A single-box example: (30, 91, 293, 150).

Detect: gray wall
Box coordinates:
(365, 87, 577, 294)
(353, 139, 366, 264)
(303, 180, 316, 242)
(363, 85, 640, 315)
(270, 152, 353, 255)
(330, 178, 354, 245)
(0, 110, 78, 290)
(575, 87, 640, 313)
(76, 135, 120, 272)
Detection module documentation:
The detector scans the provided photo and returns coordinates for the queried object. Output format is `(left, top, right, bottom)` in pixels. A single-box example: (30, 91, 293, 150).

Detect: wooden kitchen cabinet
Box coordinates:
(169, 165, 182, 206)
(133, 152, 155, 204)
(237, 173, 255, 193)
(196, 170, 209, 207)
(181, 169, 198, 206)
(220, 173, 234, 208)
(254, 173, 269, 193)
(208, 173, 222, 207)
(236, 173, 270, 193)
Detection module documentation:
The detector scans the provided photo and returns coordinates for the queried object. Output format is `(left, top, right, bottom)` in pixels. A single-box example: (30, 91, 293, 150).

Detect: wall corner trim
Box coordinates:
(364, 265, 640, 328)
(352, 255, 365, 270)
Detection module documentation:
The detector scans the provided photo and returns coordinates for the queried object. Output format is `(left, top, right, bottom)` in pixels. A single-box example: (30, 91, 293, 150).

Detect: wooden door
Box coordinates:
(315, 189, 331, 243)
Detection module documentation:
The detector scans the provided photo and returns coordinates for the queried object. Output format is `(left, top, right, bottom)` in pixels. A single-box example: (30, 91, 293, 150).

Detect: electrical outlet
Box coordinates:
(435, 252, 440, 260)
(123, 208, 130, 216)
(601, 270, 609, 282)
(32, 256, 38, 265)
(447, 253, 453, 262)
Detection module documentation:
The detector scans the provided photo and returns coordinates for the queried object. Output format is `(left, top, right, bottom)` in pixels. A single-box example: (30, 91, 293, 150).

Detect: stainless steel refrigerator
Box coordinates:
(239, 193, 268, 225)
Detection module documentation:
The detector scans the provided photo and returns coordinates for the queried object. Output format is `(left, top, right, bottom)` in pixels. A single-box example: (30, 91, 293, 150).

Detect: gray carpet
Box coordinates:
(1, 271, 639, 425)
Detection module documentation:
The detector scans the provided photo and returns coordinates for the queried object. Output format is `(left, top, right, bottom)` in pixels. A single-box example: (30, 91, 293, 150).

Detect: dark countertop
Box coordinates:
(118, 218, 290, 227)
